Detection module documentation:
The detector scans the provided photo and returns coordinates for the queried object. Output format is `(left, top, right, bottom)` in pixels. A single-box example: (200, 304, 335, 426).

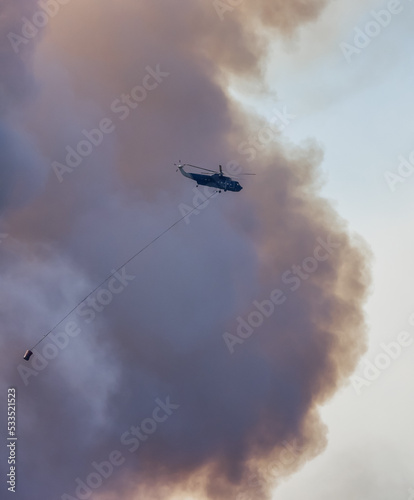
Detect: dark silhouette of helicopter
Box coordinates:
(175, 162, 254, 192)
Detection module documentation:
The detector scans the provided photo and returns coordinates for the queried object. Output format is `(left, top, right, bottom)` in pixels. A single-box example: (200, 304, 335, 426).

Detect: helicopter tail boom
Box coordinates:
(177, 165, 194, 179)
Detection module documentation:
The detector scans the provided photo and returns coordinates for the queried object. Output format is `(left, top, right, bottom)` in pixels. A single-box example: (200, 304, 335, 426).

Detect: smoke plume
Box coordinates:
(0, 1, 370, 499)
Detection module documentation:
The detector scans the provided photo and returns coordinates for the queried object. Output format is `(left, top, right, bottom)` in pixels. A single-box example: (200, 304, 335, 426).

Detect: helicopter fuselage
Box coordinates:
(179, 167, 242, 192)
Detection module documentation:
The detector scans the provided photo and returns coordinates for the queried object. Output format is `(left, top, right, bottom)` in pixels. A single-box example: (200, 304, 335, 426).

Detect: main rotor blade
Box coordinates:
(184, 164, 218, 174)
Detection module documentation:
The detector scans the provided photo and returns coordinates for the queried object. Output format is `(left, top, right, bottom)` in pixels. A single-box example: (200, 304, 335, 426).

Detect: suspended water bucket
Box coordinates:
(23, 350, 33, 361)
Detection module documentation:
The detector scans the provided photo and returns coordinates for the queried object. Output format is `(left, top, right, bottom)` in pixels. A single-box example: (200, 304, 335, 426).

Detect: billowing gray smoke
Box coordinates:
(0, 1, 370, 499)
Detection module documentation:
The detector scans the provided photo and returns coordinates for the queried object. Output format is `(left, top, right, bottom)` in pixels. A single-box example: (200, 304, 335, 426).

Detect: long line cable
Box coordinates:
(29, 190, 218, 351)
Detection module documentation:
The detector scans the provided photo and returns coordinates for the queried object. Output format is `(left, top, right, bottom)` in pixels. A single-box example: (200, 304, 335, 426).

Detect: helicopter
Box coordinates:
(175, 162, 254, 192)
